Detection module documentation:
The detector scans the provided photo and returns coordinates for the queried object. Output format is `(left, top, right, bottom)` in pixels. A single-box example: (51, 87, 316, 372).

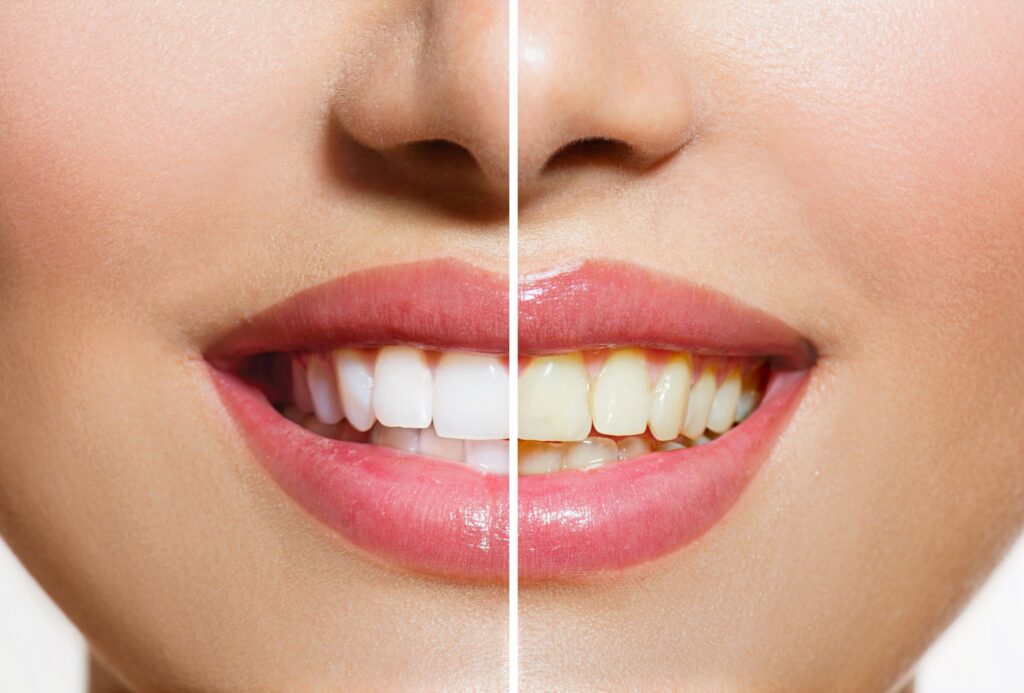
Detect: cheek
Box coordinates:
(0, 4, 331, 289)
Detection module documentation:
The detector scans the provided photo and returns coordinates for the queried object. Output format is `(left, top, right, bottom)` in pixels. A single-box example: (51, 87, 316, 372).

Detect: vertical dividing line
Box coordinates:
(507, 0, 519, 690)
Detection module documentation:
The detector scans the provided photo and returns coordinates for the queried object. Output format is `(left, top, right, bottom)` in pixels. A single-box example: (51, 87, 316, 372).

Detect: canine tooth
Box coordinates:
(418, 426, 466, 462)
(465, 440, 509, 474)
(735, 367, 763, 423)
(291, 358, 314, 414)
(306, 356, 344, 424)
(563, 437, 618, 471)
(617, 436, 653, 460)
(591, 348, 650, 436)
(373, 346, 432, 429)
(433, 353, 509, 440)
(333, 349, 376, 432)
(301, 414, 337, 439)
(518, 442, 564, 475)
(648, 353, 692, 441)
(518, 354, 592, 442)
(370, 425, 420, 454)
(682, 366, 716, 439)
(706, 368, 741, 434)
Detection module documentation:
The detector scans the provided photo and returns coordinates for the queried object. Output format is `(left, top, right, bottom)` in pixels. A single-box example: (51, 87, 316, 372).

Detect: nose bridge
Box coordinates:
(333, 1, 509, 186)
(518, 6, 694, 187)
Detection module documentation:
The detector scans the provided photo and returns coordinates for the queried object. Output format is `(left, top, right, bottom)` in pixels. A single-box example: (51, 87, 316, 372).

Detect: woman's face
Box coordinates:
(1, 1, 1022, 690)
(0, 2, 509, 689)
(519, 1, 1024, 690)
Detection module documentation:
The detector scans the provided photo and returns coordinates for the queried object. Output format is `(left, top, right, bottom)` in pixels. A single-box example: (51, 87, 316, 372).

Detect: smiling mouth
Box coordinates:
(208, 259, 812, 581)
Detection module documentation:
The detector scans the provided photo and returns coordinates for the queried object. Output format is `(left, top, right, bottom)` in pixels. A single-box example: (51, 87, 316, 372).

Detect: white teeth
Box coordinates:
(648, 353, 692, 441)
(306, 356, 344, 424)
(518, 354, 592, 442)
(291, 358, 314, 414)
(706, 368, 741, 434)
(433, 353, 509, 440)
(617, 436, 653, 461)
(591, 348, 649, 436)
(562, 437, 618, 471)
(373, 346, 433, 429)
(464, 440, 509, 474)
(682, 366, 717, 439)
(333, 349, 376, 432)
(370, 425, 420, 454)
(418, 426, 466, 462)
(518, 442, 564, 475)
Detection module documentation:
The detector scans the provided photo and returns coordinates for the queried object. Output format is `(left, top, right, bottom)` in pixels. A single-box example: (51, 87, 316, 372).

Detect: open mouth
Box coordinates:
(207, 258, 812, 582)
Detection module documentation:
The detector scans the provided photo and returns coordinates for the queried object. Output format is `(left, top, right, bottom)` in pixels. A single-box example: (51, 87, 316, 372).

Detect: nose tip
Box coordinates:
(517, 20, 693, 192)
(330, 2, 508, 194)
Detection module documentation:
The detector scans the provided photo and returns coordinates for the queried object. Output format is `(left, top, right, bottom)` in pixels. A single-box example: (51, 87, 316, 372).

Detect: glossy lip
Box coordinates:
(518, 260, 814, 579)
(208, 259, 510, 580)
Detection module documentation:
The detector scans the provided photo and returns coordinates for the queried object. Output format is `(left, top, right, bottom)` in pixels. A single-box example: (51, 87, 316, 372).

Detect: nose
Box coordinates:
(519, 3, 693, 194)
(331, 1, 508, 197)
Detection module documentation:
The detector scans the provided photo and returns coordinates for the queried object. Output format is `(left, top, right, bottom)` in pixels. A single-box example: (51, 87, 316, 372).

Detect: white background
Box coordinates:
(0, 534, 1021, 690)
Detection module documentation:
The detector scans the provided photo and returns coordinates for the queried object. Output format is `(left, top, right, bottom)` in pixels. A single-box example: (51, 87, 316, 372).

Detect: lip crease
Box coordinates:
(209, 259, 510, 580)
(518, 260, 814, 579)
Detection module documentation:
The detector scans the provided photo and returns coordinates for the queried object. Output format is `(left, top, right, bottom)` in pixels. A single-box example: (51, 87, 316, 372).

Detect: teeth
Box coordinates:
(433, 353, 509, 440)
(648, 353, 692, 441)
(332, 349, 376, 432)
(682, 366, 717, 440)
(617, 436, 653, 461)
(706, 368, 742, 434)
(518, 354, 592, 442)
(291, 358, 314, 414)
(591, 348, 649, 436)
(735, 366, 763, 423)
(301, 413, 338, 439)
(518, 442, 564, 475)
(306, 356, 344, 425)
(370, 425, 420, 454)
(418, 426, 466, 462)
(465, 440, 509, 474)
(372, 346, 433, 429)
(562, 437, 618, 471)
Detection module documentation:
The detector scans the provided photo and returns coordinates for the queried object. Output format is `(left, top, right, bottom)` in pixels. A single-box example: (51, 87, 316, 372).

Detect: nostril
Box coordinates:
(398, 139, 480, 173)
(542, 137, 639, 173)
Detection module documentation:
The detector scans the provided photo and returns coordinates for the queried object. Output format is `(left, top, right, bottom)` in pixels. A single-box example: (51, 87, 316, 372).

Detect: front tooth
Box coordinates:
(291, 358, 314, 414)
(518, 354, 592, 442)
(418, 426, 465, 462)
(333, 349, 376, 432)
(433, 353, 509, 440)
(591, 348, 650, 436)
(373, 346, 432, 429)
(562, 437, 618, 471)
(617, 436, 653, 460)
(464, 440, 509, 474)
(682, 366, 716, 439)
(518, 442, 564, 475)
(706, 368, 741, 433)
(648, 353, 692, 441)
(306, 356, 344, 424)
(370, 425, 420, 454)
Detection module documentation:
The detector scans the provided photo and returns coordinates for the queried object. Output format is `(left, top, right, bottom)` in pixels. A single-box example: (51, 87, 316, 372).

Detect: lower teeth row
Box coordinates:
(519, 431, 716, 475)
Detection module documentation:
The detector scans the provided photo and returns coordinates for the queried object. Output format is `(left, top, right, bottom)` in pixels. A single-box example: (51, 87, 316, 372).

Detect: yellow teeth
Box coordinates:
(517, 354, 592, 442)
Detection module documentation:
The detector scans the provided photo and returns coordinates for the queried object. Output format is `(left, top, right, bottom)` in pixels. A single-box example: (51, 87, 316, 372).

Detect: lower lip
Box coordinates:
(212, 369, 509, 580)
(519, 368, 808, 579)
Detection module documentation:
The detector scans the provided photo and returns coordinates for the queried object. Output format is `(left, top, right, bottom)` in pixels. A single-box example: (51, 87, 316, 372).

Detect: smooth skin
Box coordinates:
(519, 1, 1024, 691)
(0, 2, 507, 690)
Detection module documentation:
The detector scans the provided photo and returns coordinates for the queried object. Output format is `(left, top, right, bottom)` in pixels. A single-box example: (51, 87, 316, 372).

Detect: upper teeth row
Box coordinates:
(293, 346, 509, 440)
(519, 350, 762, 442)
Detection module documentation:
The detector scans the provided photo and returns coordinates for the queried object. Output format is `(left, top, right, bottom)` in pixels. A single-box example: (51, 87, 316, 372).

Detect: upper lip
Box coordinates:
(207, 257, 812, 580)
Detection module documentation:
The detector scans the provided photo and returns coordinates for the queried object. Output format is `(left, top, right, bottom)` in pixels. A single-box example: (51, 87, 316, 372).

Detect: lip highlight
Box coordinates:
(518, 261, 813, 578)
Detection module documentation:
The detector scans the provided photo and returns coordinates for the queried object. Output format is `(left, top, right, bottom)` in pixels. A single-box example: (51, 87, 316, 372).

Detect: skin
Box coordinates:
(519, 1, 1024, 691)
(2, 1, 1022, 691)
(0, 1, 507, 690)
